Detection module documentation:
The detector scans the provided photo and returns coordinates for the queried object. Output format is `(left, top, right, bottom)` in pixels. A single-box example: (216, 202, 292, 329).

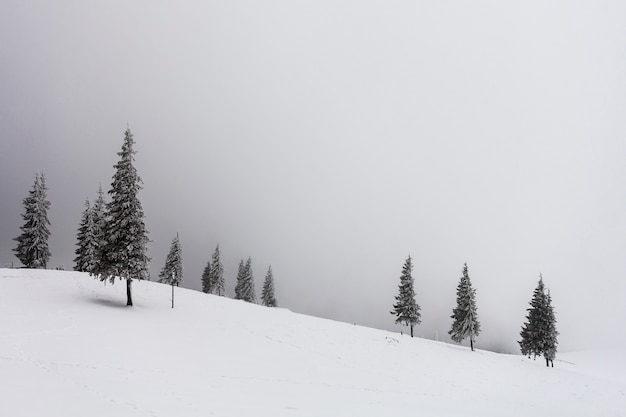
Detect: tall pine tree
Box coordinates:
(519, 274, 558, 366)
(261, 266, 277, 307)
(97, 128, 150, 306)
(519, 276, 547, 359)
(448, 263, 481, 351)
(201, 259, 212, 293)
(74, 199, 99, 273)
(390, 255, 421, 337)
(209, 244, 225, 296)
(543, 291, 559, 367)
(14, 172, 51, 269)
(235, 257, 256, 303)
(91, 184, 108, 276)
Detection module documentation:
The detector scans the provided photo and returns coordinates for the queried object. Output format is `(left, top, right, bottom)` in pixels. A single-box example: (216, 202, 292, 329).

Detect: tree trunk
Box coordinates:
(171, 283, 175, 309)
(545, 357, 549, 367)
(470, 338, 474, 352)
(126, 279, 133, 306)
(410, 325, 414, 338)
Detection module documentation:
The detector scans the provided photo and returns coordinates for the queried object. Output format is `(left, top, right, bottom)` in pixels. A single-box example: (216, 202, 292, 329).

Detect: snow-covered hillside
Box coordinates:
(1, 269, 624, 416)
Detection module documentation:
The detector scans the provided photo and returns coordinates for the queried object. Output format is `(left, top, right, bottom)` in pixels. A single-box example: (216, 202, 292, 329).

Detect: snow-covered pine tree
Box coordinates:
(543, 291, 559, 367)
(245, 257, 256, 303)
(14, 172, 52, 269)
(97, 128, 150, 306)
(234, 259, 245, 300)
(201, 259, 212, 293)
(261, 266, 277, 307)
(390, 255, 421, 337)
(91, 184, 108, 276)
(519, 275, 548, 359)
(448, 263, 481, 351)
(235, 257, 256, 303)
(158, 234, 183, 308)
(74, 199, 99, 273)
(158, 233, 183, 286)
(209, 244, 224, 296)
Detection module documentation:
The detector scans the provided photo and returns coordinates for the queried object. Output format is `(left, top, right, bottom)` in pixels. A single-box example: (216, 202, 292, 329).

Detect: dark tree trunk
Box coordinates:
(470, 338, 474, 352)
(126, 279, 133, 306)
(171, 283, 175, 309)
(545, 357, 549, 367)
(410, 325, 414, 338)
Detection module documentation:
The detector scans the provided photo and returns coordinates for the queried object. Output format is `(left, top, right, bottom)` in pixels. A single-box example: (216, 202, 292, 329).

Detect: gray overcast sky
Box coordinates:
(1, 0, 625, 352)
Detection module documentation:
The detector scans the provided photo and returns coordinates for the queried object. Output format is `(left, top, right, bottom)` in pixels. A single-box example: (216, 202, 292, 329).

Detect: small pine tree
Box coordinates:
(201, 259, 212, 293)
(448, 263, 481, 351)
(14, 172, 52, 269)
(235, 257, 256, 303)
(390, 255, 421, 337)
(209, 244, 225, 296)
(158, 233, 183, 286)
(74, 199, 99, 273)
(519, 275, 548, 360)
(97, 128, 150, 306)
(261, 266, 277, 307)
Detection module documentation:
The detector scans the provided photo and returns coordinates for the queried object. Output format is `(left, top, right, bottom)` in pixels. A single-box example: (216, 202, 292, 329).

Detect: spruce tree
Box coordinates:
(201, 260, 212, 293)
(519, 275, 548, 359)
(97, 128, 150, 306)
(209, 244, 225, 296)
(235, 257, 256, 303)
(261, 266, 277, 307)
(234, 259, 246, 300)
(14, 172, 51, 269)
(91, 184, 108, 276)
(390, 255, 421, 337)
(448, 263, 481, 351)
(158, 233, 183, 286)
(74, 199, 99, 273)
(543, 291, 559, 367)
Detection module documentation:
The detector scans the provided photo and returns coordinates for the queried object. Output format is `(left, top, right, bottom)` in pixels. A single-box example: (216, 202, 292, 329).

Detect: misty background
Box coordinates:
(1, 0, 625, 353)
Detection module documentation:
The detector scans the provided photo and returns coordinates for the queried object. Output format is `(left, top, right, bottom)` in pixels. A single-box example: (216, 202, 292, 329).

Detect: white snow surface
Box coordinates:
(1, 269, 624, 417)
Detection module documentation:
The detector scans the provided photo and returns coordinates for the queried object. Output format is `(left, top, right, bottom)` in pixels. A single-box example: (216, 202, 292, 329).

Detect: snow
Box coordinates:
(1, 269, 624, 416)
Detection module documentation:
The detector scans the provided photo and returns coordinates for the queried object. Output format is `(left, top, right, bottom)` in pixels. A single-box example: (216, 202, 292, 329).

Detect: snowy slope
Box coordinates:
(0, 269, 624, 417)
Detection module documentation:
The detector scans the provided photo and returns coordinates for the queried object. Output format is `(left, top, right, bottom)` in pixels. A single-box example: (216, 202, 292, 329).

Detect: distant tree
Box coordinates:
(158, 233, 183, 286)
(159, 234, 183, 308)
(261, 266, 277, 307)
(14, 172, 51, 269)
(235, 257, 256, 303)
(519, 274, 558, 367)
(390, 255, 421, 337)
(91, 184, 108, 275)
(201, 259, 212, 293)
(74, 199, 98, 273)
(209, 244, 225, 296)
(448, 263, 481, 351)
(97, 128, 150, 306)
(543, 291, 559, 367)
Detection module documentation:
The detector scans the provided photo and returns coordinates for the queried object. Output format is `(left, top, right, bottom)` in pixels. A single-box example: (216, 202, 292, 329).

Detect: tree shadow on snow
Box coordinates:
(87, 297, 130, 309)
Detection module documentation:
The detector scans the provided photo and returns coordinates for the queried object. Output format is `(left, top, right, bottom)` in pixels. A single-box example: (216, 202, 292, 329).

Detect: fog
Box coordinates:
(1, 0, 625, 353)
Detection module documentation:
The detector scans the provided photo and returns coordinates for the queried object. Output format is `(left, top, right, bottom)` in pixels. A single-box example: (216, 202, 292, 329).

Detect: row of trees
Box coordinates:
(12, 128, 554, 361)
(155, 234, 278, 307)
(71, 129, 279, 308)
(390, 256, 558, 365)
